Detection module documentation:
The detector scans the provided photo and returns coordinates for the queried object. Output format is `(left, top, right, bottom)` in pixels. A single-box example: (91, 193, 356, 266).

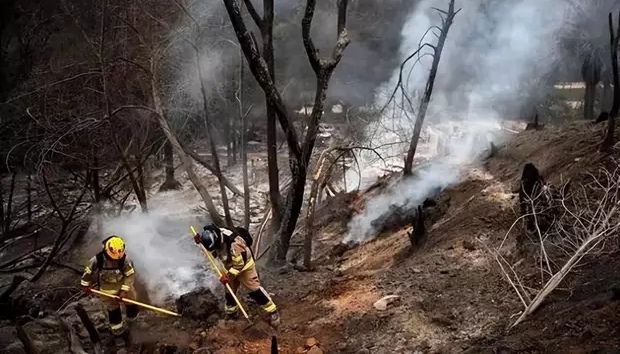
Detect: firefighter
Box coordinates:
(194, 224, 280, 327)
(80, 235, 139, 335)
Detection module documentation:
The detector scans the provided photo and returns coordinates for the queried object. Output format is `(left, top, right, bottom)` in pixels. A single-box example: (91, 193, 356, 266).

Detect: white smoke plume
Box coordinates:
(98, 192, 216, 303)
(344, 0, 573, 243)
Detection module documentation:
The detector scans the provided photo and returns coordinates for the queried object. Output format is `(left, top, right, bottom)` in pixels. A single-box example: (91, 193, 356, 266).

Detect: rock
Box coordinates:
(373, 295, 400, 311)
(296, 347, 307, 353)
(0, 325, 25, 354)
(411, 268, 422, 273)
(307, 347, 324, 354)
(200, 331, 207, 338)
(305, 337, 319, 348)
(462, 240, 477, 251)
(189, 342, 199, 351)
(176, 287, 222, 322)
(20, 317, 71, 353)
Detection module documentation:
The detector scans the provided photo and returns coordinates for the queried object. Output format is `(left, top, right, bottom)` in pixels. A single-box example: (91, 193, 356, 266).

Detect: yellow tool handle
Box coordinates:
(89, 289, 181, 317)
(190, 226, 251, 322)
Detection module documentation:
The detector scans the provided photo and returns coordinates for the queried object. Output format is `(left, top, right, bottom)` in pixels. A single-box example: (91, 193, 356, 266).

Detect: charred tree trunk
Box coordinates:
(303, 150, 331, 269)
(224, 0, 349, 265)
(26, 174, 32, 222)
(263, 0, 282, 225)
(272, 0, 350, 265)
(196, 51, 234, 227)
(239, 50, 251, 229)
(243, 0, 282, 224)
(226, 114, 233, 167)
(1, 171, 16, 240)
(184, 147, 244, 197)
(151, 58, 224, 226)
(407, 205, 426, 247)
(159, 141, 181, 191)
(91, 157, 101, 203)
(118, 149, 148, 213)
(403, 0, 457, 175)
(135, 152, 147, 209)
(518, 163, 545, 241)
(602, 12, 620, 152)
(584, 82, 596, 121)
(602, 77, 612, 112)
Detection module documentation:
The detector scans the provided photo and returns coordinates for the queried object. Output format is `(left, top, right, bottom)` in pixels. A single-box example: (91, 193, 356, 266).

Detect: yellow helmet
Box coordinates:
(104, 236, 126, 260)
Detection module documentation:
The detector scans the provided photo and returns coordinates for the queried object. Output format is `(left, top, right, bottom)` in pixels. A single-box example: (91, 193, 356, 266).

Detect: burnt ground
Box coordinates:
(2, 121, 620, 353)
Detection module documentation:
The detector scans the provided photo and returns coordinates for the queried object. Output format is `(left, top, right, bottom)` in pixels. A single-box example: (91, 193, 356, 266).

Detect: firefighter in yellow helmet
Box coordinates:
(194, 224, 280, 327)
(80, 236, 138, 335)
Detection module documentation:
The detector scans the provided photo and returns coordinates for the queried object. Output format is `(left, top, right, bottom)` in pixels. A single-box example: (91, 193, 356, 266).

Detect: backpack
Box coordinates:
(95, 251, 126, 271)
(233, 227, 253, 248)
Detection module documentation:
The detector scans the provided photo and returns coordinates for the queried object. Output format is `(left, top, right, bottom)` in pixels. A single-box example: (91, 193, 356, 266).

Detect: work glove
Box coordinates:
(193, 233, 202, 244)
(219, 273, 232, 285)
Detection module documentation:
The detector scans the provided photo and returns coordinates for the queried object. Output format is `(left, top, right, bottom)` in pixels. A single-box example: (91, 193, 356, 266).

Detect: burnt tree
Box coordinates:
(518, 163, 546, 239)
(582, 53, 602, 121)
(403, 0, 459, 175)
(159, 141, 181, 192)
(407, 205, 426, 247)
(243, 0, 281, 224)
(223, 0, 350, 264)
(601, 12, 620, 152)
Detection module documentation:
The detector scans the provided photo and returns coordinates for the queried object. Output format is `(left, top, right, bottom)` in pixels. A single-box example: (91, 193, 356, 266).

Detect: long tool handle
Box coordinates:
(90, 288, 181, 317)
(190, 226, 251, 322)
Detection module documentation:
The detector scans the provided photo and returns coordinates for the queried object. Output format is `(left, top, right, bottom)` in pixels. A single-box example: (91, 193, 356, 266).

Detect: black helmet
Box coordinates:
(200, 224, 222, 251)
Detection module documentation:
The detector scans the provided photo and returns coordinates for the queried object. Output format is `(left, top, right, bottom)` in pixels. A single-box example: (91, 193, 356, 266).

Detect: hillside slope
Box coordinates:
(235, 121, 620, 353)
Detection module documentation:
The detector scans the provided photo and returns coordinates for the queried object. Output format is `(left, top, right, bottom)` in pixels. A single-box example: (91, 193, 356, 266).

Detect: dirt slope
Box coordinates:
(3, 122, 618, 354)
(202, 121, 619, 353)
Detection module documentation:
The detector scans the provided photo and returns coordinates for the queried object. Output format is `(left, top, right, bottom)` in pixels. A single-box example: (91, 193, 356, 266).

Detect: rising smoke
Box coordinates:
(98, 192, 215, 303)
(344, 0, 576, 243)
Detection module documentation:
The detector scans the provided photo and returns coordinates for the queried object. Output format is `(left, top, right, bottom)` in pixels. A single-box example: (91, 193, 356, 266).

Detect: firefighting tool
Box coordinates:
(190, 225, 250, 322)
(89, 288, 181, 317)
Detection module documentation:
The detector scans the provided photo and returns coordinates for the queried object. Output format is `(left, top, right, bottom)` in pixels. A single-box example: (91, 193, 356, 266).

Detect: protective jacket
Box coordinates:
(223, 235, 255, 277)
(80, 252, 136, 295)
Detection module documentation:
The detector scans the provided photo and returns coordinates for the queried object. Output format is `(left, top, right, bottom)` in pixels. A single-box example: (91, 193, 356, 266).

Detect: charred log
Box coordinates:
(595, 111, 609, 124)
(76, 303, 102, 354)
(407, 205, 426, 247)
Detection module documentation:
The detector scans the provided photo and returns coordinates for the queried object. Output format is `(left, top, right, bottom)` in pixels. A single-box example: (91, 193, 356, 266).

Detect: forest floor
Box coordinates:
(2, 121, 620, 353)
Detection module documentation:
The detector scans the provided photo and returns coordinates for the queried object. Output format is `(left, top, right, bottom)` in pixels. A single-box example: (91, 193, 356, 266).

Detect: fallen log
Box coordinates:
(75, 304, 102, 354)
(58, 314, 87, 354)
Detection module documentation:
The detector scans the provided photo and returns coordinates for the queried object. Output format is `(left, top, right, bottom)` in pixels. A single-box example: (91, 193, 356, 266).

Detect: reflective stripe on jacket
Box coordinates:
(224, 236, 255, 276)
(80, 253, 135, 294)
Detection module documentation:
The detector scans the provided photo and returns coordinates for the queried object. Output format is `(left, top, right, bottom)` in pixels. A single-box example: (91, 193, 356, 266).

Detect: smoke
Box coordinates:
(98, 192, 215, 303)
(344, 0, 576, 243)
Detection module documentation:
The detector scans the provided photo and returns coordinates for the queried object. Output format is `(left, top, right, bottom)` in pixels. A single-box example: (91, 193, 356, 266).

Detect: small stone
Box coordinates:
(305, 337, 319, 348)
(412, 268, 422, 273)
(296, 346, 307, 353)
(189, 342, 198, 351)
(462, 239, 477, 251)
(307, 347, 324, 354)
(200, 331, 207, 338)
(373, 295, 400, 311)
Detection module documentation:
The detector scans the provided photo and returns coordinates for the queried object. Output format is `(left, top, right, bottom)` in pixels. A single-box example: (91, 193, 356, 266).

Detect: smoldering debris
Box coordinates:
(176, 287, 222, 322)
(344, 161, 460, 244)
(96, 194, 217, 304)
